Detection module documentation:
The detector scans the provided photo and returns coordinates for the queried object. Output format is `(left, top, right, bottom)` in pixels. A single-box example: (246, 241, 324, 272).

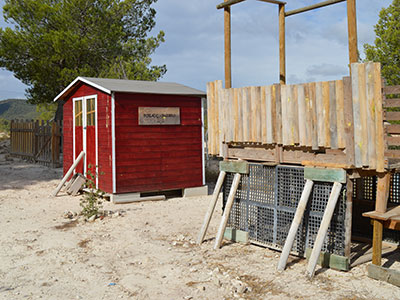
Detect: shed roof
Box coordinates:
(54, 76, 206, 101)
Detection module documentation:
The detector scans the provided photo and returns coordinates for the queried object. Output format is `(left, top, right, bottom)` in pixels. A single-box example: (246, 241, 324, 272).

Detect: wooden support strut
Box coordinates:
(278, 179, 314, 271)
(52, 151, 85, 197)
(197, 171, 227, 244)
(214, 173, 241, 249)
(307, 181, 342, 278)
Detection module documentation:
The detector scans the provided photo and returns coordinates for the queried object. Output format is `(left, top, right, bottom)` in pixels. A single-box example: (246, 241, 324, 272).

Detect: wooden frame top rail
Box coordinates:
(285, 0, 346, 17)
(216, 0, 286, 10)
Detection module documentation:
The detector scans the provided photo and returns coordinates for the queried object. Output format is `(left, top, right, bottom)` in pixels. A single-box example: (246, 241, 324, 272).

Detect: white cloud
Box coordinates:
(0, 0, 395, 99)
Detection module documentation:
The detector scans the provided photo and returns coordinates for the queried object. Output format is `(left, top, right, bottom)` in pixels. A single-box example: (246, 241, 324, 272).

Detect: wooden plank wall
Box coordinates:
(10, 120, 62, 167)
(207, 80, 346, 152)
(382, 82, 400, 162)
(207, 62, 388, 171)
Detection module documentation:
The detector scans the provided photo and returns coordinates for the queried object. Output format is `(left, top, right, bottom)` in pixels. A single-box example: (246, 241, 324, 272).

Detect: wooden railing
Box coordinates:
(10, 120, 62, 167)
(383, 84, 400, 160)
(207, 62, 387, 172)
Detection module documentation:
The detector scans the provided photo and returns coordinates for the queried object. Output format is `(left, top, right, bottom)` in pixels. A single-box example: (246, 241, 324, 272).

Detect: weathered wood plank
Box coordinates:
(255, 86, 262, 142)
(220, 160, 249, 174)
(386, 136, 400, 145)
(237, 88, 243, 142)
(218, 85, 225, 152)
(281, 84, 289, 145)
(322, 81, 331, 148)
(385, 150, 400, 158)
(383, 85, 400, 95)
(274, 84, 282, 144)
(373, 64, 385, 172)
(329, 81, 338, 149)
(383, 98, 400, 108)
(292, 84, 299, 145)
(228, 147, 276, 161)
(224, 227, 249, 243)
(343, 76, 355, 167)
(298, 84, 307, 146)
(265, 86, 274, 144)
(316, 81, 325, 147)
(384, 112, 400, 121)
(308, 82, 318, 150)
(206, 82, 214, 154)
(304, 83, 312, 147)
(335, 80, 345, 149)
(215, 80, 223, 155)
(304, 167, 346, 183)
(358, 63, 369, 167)
(386, 124, 400, 134)
(243, 87, 250, 142)
(351, 65, 362, 168)
(261, 86, 268, 143)
(366, 63, 377, 170)
(233, 88, 239, 142)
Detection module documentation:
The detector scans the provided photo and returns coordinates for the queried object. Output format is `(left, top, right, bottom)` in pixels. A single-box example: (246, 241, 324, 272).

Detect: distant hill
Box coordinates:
(0, 99, 40, 120)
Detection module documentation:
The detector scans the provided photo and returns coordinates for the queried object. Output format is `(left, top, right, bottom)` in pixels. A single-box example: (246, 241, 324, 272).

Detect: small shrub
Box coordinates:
(80, 165, 104, 219)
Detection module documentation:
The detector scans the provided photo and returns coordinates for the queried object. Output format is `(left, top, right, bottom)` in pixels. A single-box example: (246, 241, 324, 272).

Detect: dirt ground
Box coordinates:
(1, 139, 400, 299)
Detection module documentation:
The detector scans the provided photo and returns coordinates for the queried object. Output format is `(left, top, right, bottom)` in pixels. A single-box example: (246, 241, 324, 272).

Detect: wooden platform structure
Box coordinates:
(205, 64, 400, 276)
(201, 0, 400, 280)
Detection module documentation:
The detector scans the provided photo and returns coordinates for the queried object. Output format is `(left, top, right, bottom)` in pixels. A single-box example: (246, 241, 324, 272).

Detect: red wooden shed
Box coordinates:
(54, 77, 206, 201)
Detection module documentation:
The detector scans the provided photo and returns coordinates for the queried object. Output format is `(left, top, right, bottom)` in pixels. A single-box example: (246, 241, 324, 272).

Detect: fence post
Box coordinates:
(51, 121, 57, 167)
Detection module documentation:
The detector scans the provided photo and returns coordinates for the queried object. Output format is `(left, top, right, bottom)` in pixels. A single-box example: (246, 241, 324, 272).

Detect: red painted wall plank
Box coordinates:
(114, 92, 203, 193)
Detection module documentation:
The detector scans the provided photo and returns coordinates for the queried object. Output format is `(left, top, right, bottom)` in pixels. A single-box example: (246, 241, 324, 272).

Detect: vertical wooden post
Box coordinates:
(279, 4, 286, 84)
(347, 0, 358, 65)
(51, 122, 57, 167)
(371, 172, 391, 266)
(344, 175, 353, 258)
(224, 0, 232, 89)
(376, 172, 391, 213)
(372, 219, 383, 266)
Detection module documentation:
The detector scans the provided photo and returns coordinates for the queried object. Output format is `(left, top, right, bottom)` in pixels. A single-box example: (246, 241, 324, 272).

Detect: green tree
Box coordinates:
(364, 0, 400, 85)
(0, 0, 166, 105)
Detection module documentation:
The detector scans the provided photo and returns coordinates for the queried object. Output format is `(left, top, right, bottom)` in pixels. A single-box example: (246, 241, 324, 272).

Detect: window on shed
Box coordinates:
(75, 100, 83, 126)
(86, 98, 95, 126)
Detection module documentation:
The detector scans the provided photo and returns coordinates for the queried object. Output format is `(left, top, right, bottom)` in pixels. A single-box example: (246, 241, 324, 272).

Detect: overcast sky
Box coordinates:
(0, 0, 392, 100)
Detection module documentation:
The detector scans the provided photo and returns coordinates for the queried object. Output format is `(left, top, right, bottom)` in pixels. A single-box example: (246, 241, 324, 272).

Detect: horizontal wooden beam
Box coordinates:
(383, 98, 400, 108)
(285, 0, 345, 17)
(216, 0, 285, 9)
(368, 264, 400, 287)
(384, 111, 400, 121)
(383, 85, 400, 95)
(304, 167, 347, 183)
(220, 160, 249, 174)
(386, 136, 400, 145)
(386, 124, 400, 134)
(257, 0, 286, 5)
(217, 0, 245, 9)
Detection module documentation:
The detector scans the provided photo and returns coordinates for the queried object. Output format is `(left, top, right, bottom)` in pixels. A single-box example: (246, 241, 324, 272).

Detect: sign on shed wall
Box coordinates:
(138, 107, 180, 125)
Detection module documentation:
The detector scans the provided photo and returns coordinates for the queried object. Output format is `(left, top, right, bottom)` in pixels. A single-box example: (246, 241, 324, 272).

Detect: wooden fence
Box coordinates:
(207, 62, 394, 172)
(10, 120, 62, 167)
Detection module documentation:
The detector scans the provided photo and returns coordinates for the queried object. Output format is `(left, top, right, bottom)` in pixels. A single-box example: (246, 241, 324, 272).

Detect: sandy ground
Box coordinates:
(1, 139, 400, 299)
